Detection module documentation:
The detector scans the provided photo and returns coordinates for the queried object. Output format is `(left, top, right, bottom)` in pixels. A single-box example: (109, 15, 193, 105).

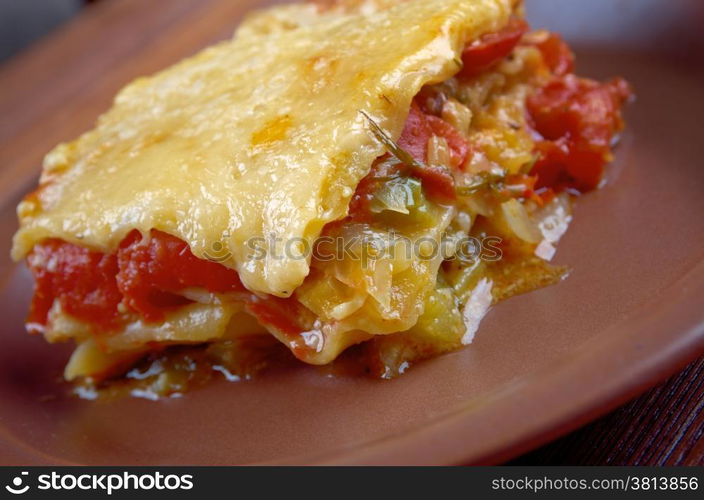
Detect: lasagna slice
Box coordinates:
(12, 0, 630, 397)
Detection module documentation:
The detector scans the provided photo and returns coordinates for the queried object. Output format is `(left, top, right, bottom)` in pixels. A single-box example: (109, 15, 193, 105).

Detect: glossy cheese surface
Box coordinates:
(12, 0, 512, 296)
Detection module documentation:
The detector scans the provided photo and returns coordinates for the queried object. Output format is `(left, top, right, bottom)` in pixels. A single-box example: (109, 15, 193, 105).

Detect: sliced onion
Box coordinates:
(364, 258, 393, 313)
(427, 135, 451, 167)
(501, 198, 541, 243)
(329, 294, 366, 321)
(463, 192, 495, 217)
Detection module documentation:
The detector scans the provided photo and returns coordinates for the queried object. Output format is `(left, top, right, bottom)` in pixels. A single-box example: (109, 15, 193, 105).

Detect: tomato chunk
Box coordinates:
(528, 32, 574, 76)
(398, 101, 470, 167)
(116, 230, 245, 321)
(397, 102, 433, 163)
(27, 230, 246, 329)
(528, 75, 632, 192)
(408, 164, 457, 204)
(458, 18, 528, 78)
(27, 240, 121, 330)
(397, 102, 467, 203)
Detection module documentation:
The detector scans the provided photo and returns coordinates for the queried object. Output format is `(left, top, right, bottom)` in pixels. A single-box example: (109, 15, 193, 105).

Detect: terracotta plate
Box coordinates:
(0, 0, 703, 465)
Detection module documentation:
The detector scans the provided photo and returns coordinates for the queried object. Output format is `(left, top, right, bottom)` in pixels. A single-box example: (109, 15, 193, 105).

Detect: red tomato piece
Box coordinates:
(27, 240, 122, 330)
(397, 102, 467, 203)
(116, 230, 245, 322)
(409, 164, 457, 203)
(528, 75, 632, 192)
(458, 18, 528, 78)
(398, 102, 434, 163)
(398, 101, 470, 168)
(26, 228, 249, 331)
(528, 32, 575, 76)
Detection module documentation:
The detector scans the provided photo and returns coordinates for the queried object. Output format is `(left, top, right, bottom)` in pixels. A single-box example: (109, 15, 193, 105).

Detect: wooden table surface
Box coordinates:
(512, 357, 704, 465)
(0, 0, 702, 466)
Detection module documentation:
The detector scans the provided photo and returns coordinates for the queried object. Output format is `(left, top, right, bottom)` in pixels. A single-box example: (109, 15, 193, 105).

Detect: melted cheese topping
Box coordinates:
(12, 0, 513, 297)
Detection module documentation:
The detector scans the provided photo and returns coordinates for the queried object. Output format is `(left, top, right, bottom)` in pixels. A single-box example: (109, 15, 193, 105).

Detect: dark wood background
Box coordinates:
(512, 357, 704, 465)
(0, 0, 701, 466)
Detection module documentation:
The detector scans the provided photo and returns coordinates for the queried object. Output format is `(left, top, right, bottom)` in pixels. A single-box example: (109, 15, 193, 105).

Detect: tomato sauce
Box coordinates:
(28, 230, 245, 329)
(116, 230, 245, 321)
(27, 240, 122, 330)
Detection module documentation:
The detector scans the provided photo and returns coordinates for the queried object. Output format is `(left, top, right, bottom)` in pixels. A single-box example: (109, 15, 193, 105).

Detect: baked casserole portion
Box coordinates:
(13, 0, 631, 396)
